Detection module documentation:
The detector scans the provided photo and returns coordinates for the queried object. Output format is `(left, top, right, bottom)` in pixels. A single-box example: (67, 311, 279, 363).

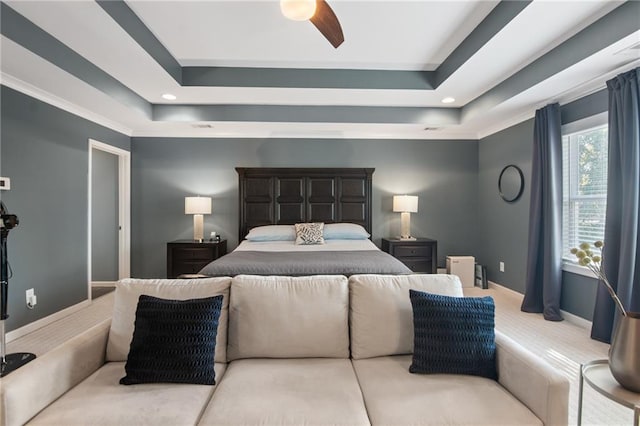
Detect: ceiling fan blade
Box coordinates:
(310, 0, 344, 48)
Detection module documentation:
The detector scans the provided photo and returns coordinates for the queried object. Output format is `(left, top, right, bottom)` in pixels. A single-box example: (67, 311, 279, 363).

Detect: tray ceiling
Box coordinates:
(1, 0, 639, 139)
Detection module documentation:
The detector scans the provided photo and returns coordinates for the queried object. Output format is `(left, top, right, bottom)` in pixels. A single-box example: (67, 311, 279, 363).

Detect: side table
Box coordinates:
(381, 237, 437, 273)
(578, 359, 640, 425)
(166, 239, 227, 278)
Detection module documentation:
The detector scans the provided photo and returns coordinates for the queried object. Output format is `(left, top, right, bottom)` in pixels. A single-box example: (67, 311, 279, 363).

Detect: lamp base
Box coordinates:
(193, 214, 204, 242)
(1, 352, 36, 377)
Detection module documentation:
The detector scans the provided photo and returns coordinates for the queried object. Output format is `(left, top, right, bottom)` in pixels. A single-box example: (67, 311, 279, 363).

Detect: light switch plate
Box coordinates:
(0, 177, 10, 191)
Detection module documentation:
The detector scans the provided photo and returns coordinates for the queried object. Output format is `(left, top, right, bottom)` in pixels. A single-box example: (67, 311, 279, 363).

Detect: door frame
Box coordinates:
(88, 139, 130, 295)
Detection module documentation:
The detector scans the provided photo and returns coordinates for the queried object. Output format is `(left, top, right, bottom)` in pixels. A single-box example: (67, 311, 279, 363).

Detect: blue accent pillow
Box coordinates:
(120, 294, 223, 385)
(245, 225, 296, 241)
(323, 223, 370, 240)
(409, 289, 497, 380)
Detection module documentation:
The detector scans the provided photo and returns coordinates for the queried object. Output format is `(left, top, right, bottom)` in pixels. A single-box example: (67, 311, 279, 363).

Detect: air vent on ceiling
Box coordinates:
(192, 124, 214, 129)
(423, 127, 442, 131)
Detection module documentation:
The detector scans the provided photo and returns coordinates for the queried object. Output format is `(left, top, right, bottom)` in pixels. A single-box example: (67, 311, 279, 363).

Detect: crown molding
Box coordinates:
(0, 73, 133, 136)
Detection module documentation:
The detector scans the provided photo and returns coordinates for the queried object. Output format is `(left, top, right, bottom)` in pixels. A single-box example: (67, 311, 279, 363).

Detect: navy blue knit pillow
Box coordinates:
(120, 294, 223, 385)
(409, 289, 497, 380)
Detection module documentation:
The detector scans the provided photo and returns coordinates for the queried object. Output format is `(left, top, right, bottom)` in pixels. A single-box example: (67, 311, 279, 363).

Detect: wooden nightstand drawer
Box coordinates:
(173, 247, 214, 261)
(178, 261, 211, 275)
(401, 258, 432, 273)
(381, 237, 438, 274)
(394, 245, 432, 258)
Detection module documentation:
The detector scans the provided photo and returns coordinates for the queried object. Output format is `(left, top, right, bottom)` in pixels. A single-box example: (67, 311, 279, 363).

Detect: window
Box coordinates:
(562, 121, 608, 264)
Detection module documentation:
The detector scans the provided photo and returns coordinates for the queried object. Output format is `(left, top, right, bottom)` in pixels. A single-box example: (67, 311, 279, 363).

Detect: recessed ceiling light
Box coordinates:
(441, 97, 455, 104)
(162, 93, 177, 101)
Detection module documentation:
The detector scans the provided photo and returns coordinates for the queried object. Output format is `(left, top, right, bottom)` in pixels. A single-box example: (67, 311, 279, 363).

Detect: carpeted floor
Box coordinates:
(7, 282, 635, 425)
(91, 286, 115, 299)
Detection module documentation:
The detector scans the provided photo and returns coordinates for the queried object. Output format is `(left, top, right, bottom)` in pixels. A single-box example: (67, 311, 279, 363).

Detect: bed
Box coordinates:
(199, 236, 412, 276)
(198, 167, 412, 277)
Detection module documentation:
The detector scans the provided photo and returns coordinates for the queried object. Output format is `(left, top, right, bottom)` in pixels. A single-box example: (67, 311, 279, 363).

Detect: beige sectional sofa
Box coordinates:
(1, 274, 569, 426)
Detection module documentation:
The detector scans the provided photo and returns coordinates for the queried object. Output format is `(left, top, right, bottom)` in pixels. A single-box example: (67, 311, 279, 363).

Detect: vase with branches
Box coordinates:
(570, 241, 627, 317)
(571, 240, 640, 392)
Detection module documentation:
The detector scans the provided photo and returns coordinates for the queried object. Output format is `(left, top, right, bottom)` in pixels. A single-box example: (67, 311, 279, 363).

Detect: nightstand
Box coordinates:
(381, 237, 437, 273)
(166, 240, 227, 278)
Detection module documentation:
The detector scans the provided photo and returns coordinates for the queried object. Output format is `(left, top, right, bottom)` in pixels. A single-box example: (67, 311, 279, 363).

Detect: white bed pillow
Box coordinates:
(324, 223, 370, 240)
(245, 225, 296, 241)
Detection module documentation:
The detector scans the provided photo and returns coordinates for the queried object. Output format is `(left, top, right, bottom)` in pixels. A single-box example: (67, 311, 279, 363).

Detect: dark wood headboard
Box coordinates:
(236, 168, 374, 241)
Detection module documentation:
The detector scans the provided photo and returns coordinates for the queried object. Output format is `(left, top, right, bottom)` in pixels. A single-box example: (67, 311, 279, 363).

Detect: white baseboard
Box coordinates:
(488, 280, 524, 299)
(6, 299, 91, 343)
(92, 281, 117, 287)
(559, 310, 592, 330)
(488, 281, 592, 330)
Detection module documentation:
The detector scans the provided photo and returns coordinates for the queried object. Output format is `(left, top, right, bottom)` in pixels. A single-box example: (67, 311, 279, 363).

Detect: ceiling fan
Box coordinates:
(280, 0, 345, 48)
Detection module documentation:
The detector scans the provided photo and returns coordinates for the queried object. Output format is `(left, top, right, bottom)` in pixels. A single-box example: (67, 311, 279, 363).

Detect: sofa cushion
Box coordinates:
(352, 355, 542, 426)
(199, 358, 370, 426)
(227, 275, 349, 360)
(349, 274, 463, 359)
(409, 289, 497, 380)
(120, 294, 224, 385)
(26, 362, 226, 426)
(106, 277, 231, 363)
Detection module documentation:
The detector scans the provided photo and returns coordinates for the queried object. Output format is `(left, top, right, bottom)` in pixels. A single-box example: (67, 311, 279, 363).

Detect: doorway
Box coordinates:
(88, 140, 130, 297)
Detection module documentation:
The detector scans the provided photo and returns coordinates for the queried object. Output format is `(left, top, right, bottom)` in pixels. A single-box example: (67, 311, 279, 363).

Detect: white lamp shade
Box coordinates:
(280, 0, 316, 21)
(393, 195, 418, 213)
(185, 196, 212, 215)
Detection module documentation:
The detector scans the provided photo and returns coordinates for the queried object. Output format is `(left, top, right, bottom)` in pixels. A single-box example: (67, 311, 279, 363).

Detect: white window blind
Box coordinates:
(562, 124, 608, 261)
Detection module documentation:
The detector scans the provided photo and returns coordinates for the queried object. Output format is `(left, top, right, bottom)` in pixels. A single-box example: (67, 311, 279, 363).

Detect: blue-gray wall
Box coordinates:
(0, 86, 129, 331)
(477, 89, 608, 320)
(131, 137, 479, 278)
(477, 118, 533, 293)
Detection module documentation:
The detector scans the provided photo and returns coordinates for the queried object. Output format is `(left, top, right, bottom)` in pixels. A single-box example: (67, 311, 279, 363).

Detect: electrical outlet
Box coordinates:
(26, 288, 37, 308)
(499, 262, 505, 272)
(0, 177, 10, 191)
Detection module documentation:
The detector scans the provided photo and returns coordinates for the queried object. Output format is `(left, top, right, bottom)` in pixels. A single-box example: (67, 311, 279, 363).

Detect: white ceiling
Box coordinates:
(1, 0, 639, 139)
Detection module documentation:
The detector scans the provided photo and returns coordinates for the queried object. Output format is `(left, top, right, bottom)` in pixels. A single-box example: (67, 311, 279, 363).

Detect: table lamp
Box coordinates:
(185, 196, 211, 242)
(393, 195, 418, 240)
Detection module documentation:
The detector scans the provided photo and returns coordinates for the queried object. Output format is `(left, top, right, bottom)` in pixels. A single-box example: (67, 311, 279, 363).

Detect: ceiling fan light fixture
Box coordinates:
(280, 0, 317, 21)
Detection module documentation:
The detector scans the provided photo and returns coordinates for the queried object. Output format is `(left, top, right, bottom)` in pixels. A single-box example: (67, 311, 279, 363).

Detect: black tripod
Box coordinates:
(1, 201, 36, 377)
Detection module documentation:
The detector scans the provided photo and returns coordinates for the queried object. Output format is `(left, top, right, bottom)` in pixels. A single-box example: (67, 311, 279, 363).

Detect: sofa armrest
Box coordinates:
(495, 330, 569, 426)
(0, 319, 111, 426)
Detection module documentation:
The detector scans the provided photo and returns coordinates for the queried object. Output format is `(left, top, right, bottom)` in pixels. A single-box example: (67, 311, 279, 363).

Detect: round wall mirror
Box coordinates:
(498, 165, 524, 202)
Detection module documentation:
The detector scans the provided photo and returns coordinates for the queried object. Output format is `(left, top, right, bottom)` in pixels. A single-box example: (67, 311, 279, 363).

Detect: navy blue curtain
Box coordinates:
(591, 67, 640, 343)
(521, 103, 563, 321)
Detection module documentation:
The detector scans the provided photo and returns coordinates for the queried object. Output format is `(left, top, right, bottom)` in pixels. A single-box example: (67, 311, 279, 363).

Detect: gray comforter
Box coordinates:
(199, 250, 412, 277)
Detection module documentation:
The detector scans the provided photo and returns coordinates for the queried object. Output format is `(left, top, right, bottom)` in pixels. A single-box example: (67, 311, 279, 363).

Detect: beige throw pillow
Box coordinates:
(294, 222, 325, 245)
(106, 277, 232, 363)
